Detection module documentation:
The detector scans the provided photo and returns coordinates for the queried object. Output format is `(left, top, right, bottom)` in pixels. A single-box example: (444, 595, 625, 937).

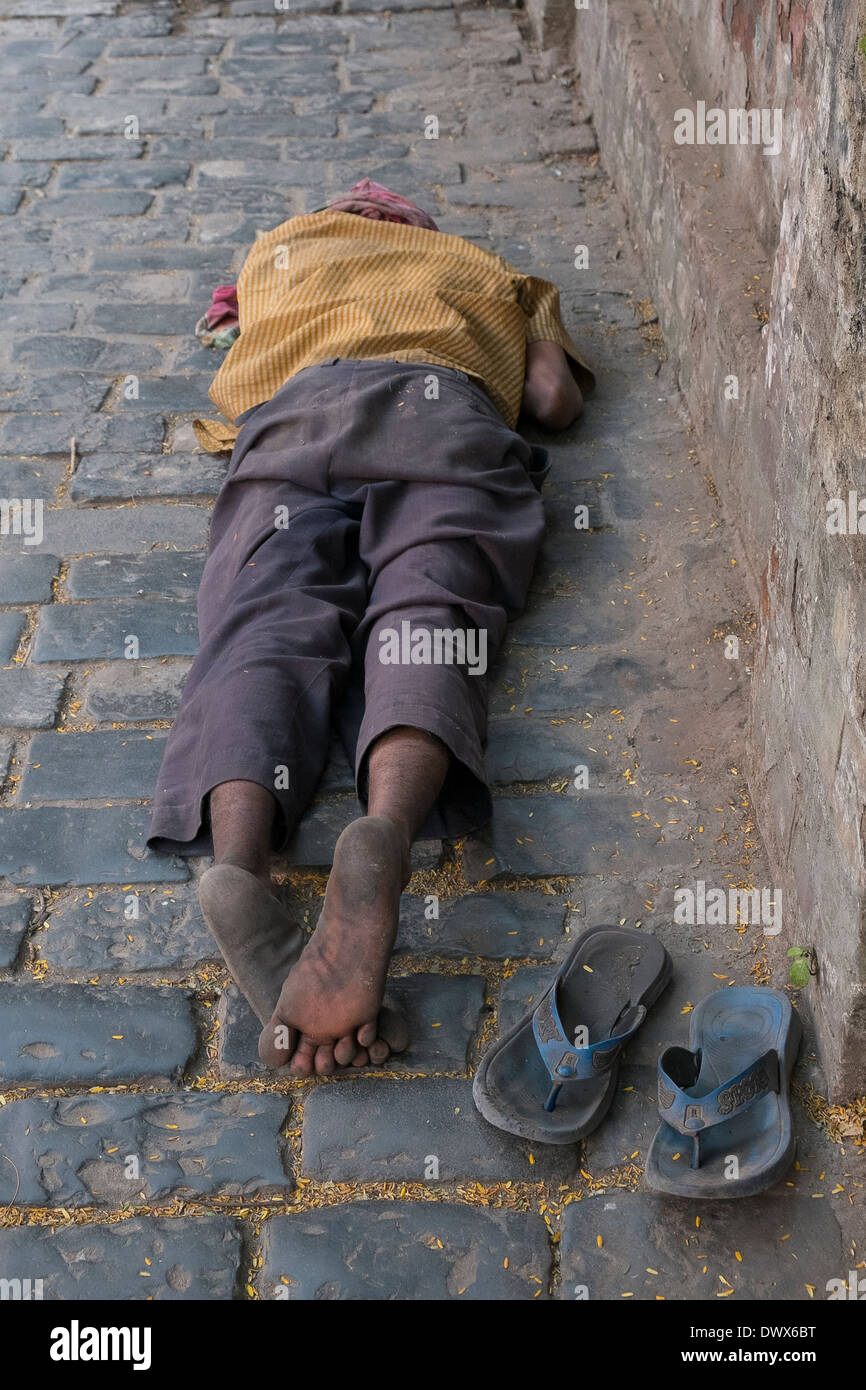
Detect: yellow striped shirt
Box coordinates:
(193, 209, 594, 452)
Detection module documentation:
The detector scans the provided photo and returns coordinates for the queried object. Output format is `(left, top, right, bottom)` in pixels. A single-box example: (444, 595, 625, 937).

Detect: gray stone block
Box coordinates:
(21, 730, 167, 800)
(260, 1203, 551, 1300)
(40, 885, 215, 972)
(82, 661, 191, 721)
(0, 1216, 239, 1300)
(507, 592, 638, 646)
(485, 714, 592, 784)
(0, 668, 66, 728)
(0, 805, 188, 885)
(1, 303, 75, 334)
(197, 158, 326, 187)
(113, 377, 215, 410)
(0, 160, 51, 186)
(0, 504, 210, 557)
(580, 1065, 658, 1173)
(0, 734, 11, 784)
(10, 335, 103, 367)
(62, 98, 168, 136)
(0, 459, 65, 497)
(0, 983, 196, 1083)
(0, 1092, 291, 1205)
(56, 160, 191, 191)
(67, 552, 206, 599)
(0, 369, 105, 409)
(102, 77, 220, 96)
(0, 554, 58, 602)
(0, 611, 25, 662)
(11, 137, 144, 161)
(302, 1077, 579, 1183)
(213, 112, 338, 138)
(70, 452, 226, 501)
(489, 651, 665, 716)
(61, 8, 170, 32)
(32, 599, 198, 661)
(461, 794, 699, 880)
(0, 894, 30, 968)
(396, 891, 567, 959)
(90, 304, 195, 335)
(26, 191, 154, 218)
(1, 411, 164, 456)
(556, 1190, 845, 1301)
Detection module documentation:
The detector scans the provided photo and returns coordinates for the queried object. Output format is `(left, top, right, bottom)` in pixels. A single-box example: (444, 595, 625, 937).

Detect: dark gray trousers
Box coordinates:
(148, 358, 548, 855)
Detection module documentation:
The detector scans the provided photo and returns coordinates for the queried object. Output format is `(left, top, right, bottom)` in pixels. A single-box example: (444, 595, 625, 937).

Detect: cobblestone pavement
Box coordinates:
(0, 0, 862, 1302)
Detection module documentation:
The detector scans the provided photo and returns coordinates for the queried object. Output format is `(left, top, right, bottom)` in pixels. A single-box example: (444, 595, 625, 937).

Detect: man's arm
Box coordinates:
(521, 339, 584, 429)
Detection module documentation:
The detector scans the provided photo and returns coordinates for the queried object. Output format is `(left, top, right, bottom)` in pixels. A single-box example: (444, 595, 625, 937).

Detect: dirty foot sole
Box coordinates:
(258, 816, 409, 1073)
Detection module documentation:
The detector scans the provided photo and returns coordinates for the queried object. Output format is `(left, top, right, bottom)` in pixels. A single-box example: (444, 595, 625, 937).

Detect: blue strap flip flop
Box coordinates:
(472, 926, 672, 1145)
(645, 986, 802, 1198)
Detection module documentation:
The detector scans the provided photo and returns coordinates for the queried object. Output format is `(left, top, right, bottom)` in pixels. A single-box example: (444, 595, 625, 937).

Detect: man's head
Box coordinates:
(325, 177, 439, 231)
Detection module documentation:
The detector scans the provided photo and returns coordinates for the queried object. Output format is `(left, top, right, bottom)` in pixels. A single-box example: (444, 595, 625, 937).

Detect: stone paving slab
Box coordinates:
(461, 793, 701, 880)
(0, 982, 196, 1084)
(67, 552, 206, 600)
(0, 612, 26, 663)
(395, 890, 567, 959)
(82, 660, 191, 721)
(260, 1203, 551, 1300)
(69, 452, 227, 502)
(39, 885, 215, 973)
(0, 554, 58, 603)
(0, 504, 209, 557)
(21, 729, 167, 800)
(506, 593, 639, 647)
(0, 667, 66, 728)
(0, 805, 188, 885)
(0, 1216, 240, 1301)
(0, 1092, 291, 1206)
(302, 1077, 580, 1183)
(0, 734, 11, 785)
(580, 1065, 658, 1173)
(33, 598, 198, 662)
(0, 894, 30, 969)
(485, 714, 597, 784)
(1, 417, 154, 459)
(488, 648, 675, 717)
(556, 1190, 847, 1301)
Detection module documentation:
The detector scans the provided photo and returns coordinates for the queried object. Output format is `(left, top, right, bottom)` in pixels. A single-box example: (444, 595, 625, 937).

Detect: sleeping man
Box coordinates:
(148, 177, 594, 1078)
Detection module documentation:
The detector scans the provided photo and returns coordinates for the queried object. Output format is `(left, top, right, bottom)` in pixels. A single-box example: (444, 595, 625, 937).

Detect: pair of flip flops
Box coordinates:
(472, 925, 801, 1198)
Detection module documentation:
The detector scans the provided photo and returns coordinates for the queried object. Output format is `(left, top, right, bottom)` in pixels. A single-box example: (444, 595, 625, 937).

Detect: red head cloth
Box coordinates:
(327, 177, 439, 231)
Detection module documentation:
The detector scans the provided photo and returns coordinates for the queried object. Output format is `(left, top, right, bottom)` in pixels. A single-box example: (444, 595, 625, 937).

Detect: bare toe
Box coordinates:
(351, 1047, 370, 1067)
(258, 1015, 297, 1068)
(288, 1035, 317, 1077)
(356, 1019, 378, 1048)
(334, 1034, 357, 1067)
(368, 1038, 390, 1064)
(314, 1043, 336, 1075)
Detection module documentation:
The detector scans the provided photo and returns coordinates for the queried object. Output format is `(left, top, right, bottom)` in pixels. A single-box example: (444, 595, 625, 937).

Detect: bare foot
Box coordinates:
(258, 816, 410, 1075)
(199, 864, 305, 1027)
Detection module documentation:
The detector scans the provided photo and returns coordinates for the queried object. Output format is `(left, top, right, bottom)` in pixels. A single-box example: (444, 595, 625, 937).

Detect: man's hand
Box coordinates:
(521, 339, 584, 429)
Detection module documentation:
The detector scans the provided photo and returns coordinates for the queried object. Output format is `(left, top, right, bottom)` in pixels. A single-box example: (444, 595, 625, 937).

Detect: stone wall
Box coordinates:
(531, 0, 866, 1097)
